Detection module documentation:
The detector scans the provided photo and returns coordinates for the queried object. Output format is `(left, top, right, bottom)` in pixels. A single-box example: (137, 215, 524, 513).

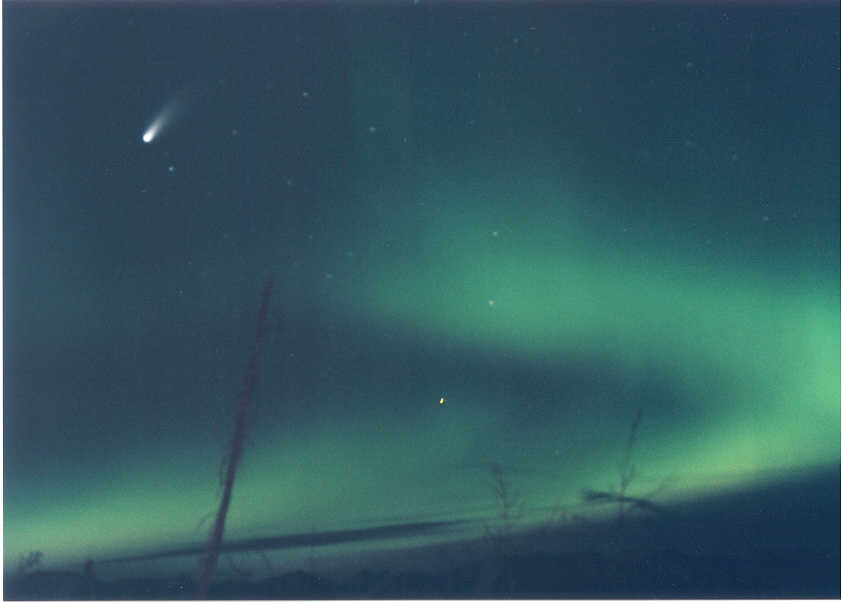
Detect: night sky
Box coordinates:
(4, 2, 839, 583)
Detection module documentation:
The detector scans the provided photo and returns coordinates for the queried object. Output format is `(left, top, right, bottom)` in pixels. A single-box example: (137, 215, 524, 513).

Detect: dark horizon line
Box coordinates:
(97, 519, 467, 565)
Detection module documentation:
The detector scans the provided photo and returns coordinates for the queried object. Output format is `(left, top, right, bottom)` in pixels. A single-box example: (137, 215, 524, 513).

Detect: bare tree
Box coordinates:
(481, 463, 522, 593)
(582, 408, 663, 528)
(616, 407, 642, 528)
(489, 462, 522, 538)
(198, 279, 273, 598)
(14, 551, 43, 577)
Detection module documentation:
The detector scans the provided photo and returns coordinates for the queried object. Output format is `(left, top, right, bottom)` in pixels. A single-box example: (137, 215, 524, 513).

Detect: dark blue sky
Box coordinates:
(4, 2, 839, 581)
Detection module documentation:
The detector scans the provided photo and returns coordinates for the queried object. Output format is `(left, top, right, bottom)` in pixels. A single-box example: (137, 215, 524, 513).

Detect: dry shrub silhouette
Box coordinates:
(480, 463, 523, 593)
(484, 463, 523, 550)
(582, 408, 664, 528)
(14, 551, 43, 577)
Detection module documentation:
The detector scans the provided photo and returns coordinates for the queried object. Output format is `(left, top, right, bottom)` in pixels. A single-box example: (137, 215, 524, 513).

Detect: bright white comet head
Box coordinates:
(142, 117, 164, 144)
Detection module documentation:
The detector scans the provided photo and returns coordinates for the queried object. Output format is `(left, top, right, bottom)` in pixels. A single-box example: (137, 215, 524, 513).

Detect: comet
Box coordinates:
(141, 58, 227, 144)
(142, 115, 165, 143)
(141, 97, 182, 144)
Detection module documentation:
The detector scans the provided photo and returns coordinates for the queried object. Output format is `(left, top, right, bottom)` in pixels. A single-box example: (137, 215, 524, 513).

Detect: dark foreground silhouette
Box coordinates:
(7, 467, 839, 599)
(5, 545, 839, 599)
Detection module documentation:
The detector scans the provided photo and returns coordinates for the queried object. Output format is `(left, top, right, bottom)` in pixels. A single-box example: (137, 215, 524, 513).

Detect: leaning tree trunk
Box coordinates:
(198, 279, 273, 598)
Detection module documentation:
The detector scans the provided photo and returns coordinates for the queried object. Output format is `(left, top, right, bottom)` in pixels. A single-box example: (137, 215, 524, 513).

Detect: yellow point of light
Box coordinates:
(439, 397, 445, 404)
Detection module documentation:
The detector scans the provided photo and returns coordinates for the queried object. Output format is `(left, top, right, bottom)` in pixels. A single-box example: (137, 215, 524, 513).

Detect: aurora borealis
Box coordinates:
(4, 1, 839, 591)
